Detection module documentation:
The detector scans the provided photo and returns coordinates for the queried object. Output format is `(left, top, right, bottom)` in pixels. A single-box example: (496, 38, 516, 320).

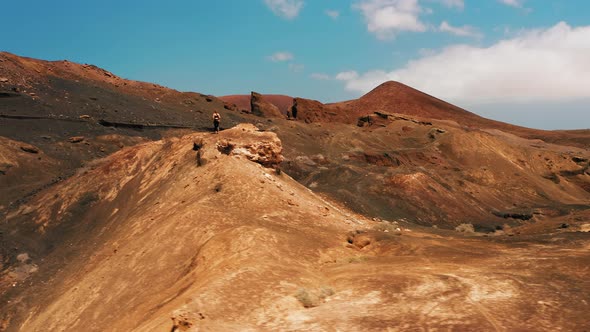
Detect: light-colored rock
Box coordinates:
(68, 136, 85, 143)
(215, 124, 283, 167)
(20, 144, 39, 154)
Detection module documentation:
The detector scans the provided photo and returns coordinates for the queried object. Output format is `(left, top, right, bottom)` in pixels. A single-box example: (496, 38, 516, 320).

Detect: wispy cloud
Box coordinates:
(289, 63, 305, 72)
(437, 0, 464, 9)
(325, 9, 340, 19)
(335, 22, 590, 104)
(310, 73, 331, 80)
(267, 51, 294, 62)
(264, 0, 304, 19)
(439, 21, 482, 38)
(353, 0, 427, 39)
(498, 0, 524, 8)
(335, 71, 359, 81)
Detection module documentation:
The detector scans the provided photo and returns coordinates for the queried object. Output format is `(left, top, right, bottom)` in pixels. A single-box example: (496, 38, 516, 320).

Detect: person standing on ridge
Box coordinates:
(212, 111, 221, 134)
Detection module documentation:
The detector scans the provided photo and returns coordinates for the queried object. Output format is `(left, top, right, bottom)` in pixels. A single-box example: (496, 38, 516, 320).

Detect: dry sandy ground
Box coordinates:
(1, 125, 589, 331)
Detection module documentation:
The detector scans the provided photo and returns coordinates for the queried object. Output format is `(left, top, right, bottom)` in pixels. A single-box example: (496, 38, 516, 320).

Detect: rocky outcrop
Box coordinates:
(68, 136, 85, 143)
(357, 112, 433, 128)
(291, 98, 322, 123)
(215, 124, 283, 167)
(250, 92, 283, 118)
(290, 97, 350, 123)
(19, 143, 39, 154)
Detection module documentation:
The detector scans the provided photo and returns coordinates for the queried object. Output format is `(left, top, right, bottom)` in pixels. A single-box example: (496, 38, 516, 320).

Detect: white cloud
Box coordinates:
(264, 0, 304, 19)
(336, 71, 360, 81)
(267, 51, 294, 62)
(325, 9, 340, 19)
(311, 73, 331, 80)
(289, 63, 305, 72)
(336, 22, 590, 104)
(418, 48, 436, 56)
(499, 0, 524, 8)
(439, 21, 482, 38)
(353, 0, 427, 39)
(437, 0, 464, 9)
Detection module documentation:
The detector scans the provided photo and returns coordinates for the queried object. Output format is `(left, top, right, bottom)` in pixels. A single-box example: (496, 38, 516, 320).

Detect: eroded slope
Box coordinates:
(1, 125, 589, 331)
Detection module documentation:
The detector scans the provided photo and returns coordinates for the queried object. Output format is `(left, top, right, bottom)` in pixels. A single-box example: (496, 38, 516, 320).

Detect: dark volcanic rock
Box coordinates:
(492, 210, 534, 221)
(357, 112, 393, 127)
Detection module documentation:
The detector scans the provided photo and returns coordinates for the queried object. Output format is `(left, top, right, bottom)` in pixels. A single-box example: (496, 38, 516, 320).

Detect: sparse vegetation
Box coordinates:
(78, 191, 99, 206)
(319, 286, 334, 298)
(346, 256, 369, 263)
(455, 223, 475, 233)
(373, 222, 401, 234)
(294, 286, 335, 308)
(294, 288, 318, 308)
(217, 141, 235, 155)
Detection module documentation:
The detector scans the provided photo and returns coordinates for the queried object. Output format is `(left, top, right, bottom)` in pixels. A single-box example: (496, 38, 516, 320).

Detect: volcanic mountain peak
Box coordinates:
(359, 80, 444, 101)
(365, 80, 414, 93)
(345, 80, 476, 121)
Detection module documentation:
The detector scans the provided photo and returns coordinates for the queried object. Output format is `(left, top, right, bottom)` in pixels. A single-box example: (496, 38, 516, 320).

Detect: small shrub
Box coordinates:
(455, 223, 475, 233)
(347, 256, 368, 263)
(294, 287, 335, 308)
(78, 192, 99, 206)
(294, 288, 318, 308)
(319, 286, 334, 298)
(373, 222, 401, 233)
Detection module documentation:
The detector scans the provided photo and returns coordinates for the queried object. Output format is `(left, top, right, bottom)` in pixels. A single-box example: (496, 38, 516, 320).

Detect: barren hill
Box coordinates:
(0, 51, 247, 209)
(1, 53, 590, 330)
(2, 125, 589, 331)
(333, 81, 480, 123)
(332, 81, 590, 147)
(218, 81, 590, 148)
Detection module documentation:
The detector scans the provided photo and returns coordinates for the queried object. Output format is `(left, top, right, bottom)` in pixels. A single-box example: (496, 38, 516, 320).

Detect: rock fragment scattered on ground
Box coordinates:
(69, 136, 85, 143)
(20, 144, 39, 154)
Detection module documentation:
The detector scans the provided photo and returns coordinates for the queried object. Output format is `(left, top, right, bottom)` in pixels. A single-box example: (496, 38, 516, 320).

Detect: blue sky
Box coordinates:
(2, 0, 589, 129)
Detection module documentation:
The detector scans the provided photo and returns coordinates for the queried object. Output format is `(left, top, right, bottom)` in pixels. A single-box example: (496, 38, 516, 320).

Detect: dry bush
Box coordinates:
(294, 288, 318, 308)
(294, 286, 335, 308)
(373, 222, 401, 234)
(455, 223, 475, 233)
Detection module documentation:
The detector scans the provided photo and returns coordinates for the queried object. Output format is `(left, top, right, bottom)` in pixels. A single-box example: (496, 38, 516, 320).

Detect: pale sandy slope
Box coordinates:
(2, 124, 589, 331)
